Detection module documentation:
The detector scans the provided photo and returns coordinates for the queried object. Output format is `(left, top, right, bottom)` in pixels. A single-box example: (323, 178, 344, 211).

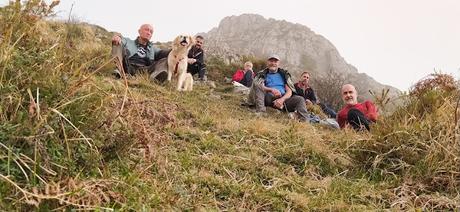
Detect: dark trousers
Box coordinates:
(187, 63, 206, 80)
(111, 45, 170, 76)
(347, 108, 371, 131)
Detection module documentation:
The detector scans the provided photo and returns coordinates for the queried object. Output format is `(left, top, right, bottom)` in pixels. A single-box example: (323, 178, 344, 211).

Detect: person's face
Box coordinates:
(244, 64, 252, 71)
(300, 73, 310, 84)
(195, 38, 203, 49)
(342, 84, 358, 105)
(267, 58, 279, 71)
(138, 24, 153, 41)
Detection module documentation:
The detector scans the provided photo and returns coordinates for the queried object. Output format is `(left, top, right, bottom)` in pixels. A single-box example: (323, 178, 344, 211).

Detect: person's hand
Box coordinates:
(273, 98, 285, 109)
(270, 89, 281, 98)
(305, 99, 313, 106)
(187, 58, 196, 64)
(112, 34, 121, 45)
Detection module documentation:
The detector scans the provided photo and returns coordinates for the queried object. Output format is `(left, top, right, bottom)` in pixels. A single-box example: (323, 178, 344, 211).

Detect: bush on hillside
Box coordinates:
(0, 1, 128, 209)
(347, 73, 460, 210)
(311, 69, 349, 110)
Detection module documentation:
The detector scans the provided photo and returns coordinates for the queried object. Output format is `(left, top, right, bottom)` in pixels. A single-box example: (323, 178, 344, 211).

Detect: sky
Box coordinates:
(2, 0, 459, 91)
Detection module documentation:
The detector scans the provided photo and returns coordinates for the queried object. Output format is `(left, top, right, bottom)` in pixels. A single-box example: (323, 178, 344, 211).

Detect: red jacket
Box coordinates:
(232, 70, 245, 82)
(337, 101, 378, 128)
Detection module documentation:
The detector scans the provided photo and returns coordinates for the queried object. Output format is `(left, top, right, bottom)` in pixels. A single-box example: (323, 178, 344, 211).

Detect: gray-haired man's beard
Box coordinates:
(268, 66, 278, 73)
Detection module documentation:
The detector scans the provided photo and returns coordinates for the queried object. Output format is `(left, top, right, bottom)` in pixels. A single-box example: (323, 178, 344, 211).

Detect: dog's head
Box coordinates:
(172, 35, 194, 51)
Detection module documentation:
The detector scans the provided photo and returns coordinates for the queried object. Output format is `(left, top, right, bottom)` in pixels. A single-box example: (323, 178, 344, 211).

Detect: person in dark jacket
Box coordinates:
(187, 35, 207, 81)
(294, 71, 337, 118)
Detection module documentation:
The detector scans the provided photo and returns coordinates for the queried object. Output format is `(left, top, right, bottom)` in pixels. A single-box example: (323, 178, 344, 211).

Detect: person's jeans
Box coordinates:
(319, 103, 337, 118)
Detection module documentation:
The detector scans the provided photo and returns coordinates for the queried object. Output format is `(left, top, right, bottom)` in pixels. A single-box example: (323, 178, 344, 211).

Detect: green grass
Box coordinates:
(0, 1, 459, 210)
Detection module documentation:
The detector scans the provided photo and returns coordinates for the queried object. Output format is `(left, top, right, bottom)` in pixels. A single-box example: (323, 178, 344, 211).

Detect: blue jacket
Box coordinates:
(253, 68, 297, 94)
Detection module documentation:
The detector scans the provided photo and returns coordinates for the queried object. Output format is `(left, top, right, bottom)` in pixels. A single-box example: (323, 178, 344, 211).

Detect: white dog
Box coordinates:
(167, 35, 194, 91)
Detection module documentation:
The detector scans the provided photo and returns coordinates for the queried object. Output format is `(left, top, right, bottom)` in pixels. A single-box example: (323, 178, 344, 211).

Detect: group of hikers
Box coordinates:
(111, 23, 378, 131)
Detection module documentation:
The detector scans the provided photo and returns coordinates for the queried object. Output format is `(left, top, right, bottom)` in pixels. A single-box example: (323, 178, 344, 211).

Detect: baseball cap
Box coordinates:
(267, 54, 280, 61)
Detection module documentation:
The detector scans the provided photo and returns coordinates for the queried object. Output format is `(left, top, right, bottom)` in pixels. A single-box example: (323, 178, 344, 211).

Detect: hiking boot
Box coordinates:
(150, 70, 168, 84)
(113, 69, 121, 79)
(288, 112, 299, 120)
(240, 101, 255, 107)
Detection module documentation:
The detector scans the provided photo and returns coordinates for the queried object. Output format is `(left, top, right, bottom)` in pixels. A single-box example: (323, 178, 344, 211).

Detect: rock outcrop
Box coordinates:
(202, 14, 399, 99)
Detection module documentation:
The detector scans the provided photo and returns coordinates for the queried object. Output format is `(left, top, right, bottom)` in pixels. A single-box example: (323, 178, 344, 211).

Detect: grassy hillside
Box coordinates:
(0, 1, 459, 210)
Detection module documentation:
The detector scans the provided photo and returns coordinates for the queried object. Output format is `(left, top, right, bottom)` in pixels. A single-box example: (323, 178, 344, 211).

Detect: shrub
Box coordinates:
(347, 73, 460, 210)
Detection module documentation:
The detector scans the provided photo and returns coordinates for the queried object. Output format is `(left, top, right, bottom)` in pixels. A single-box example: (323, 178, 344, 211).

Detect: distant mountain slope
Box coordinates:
(202, 14, 399, 99)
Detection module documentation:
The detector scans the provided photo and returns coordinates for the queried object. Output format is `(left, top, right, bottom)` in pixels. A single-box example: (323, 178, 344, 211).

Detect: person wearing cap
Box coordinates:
(111, 24, 169, 79)
(246, 54, 316, 123)
(337, 84, 378, 131)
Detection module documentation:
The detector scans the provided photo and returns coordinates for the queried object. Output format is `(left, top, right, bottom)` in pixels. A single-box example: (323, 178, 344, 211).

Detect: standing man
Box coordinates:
(187, 35, 207, 81)
(247, 54, 313, 122)
(337, 84, 378, 131)
(111, 24, 167, 78)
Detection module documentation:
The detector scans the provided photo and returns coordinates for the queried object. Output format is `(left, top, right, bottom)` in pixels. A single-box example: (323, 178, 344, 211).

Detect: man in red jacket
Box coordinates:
(337, 84, 378, 131)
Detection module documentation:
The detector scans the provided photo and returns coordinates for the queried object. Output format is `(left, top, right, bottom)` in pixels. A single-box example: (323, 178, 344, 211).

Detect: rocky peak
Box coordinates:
(202, 14, 399, 99)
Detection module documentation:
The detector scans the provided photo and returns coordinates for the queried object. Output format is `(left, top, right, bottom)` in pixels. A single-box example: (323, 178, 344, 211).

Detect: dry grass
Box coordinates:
(1, 1, 459, 211)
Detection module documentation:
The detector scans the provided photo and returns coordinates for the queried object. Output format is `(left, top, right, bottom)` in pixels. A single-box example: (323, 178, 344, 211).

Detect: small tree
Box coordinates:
(311, 69, 348, 111)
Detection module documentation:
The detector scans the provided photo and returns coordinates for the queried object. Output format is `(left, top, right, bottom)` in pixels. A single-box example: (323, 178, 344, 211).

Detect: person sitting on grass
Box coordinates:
(187, 35, 207, 81)
(337, 84, 378, 131)
(111, 24, 161, 78)
(294, 71, 337, 118)
(245, 54, 318, 121)
(232, 61, 255, 88)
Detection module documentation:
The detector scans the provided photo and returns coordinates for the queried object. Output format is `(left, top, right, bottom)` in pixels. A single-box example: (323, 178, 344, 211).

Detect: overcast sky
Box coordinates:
(2, 0, 459, 91)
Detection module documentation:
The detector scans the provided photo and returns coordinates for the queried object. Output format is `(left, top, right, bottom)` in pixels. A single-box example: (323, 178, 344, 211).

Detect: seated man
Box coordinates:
(247, 54, 314, 122)
(187, 35, 207, 81)
(232, 61, 254, 87)
(337, 84, 378, 131)
(111, 24, 169, 81)
(294, 71, 337, 118)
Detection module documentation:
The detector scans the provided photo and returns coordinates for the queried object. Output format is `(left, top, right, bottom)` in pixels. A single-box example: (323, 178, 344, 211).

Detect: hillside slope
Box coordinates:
(0, 1, 458, 211)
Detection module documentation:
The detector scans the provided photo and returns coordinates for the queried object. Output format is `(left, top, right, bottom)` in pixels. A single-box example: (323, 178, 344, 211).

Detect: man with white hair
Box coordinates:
(111, 24, 168, 78)
(337, 84, 378, 131)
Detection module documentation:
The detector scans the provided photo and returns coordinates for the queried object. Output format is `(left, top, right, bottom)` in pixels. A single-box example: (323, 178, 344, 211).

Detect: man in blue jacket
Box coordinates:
(111, 24, 167, 78)
(247, 55, 312, 121)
